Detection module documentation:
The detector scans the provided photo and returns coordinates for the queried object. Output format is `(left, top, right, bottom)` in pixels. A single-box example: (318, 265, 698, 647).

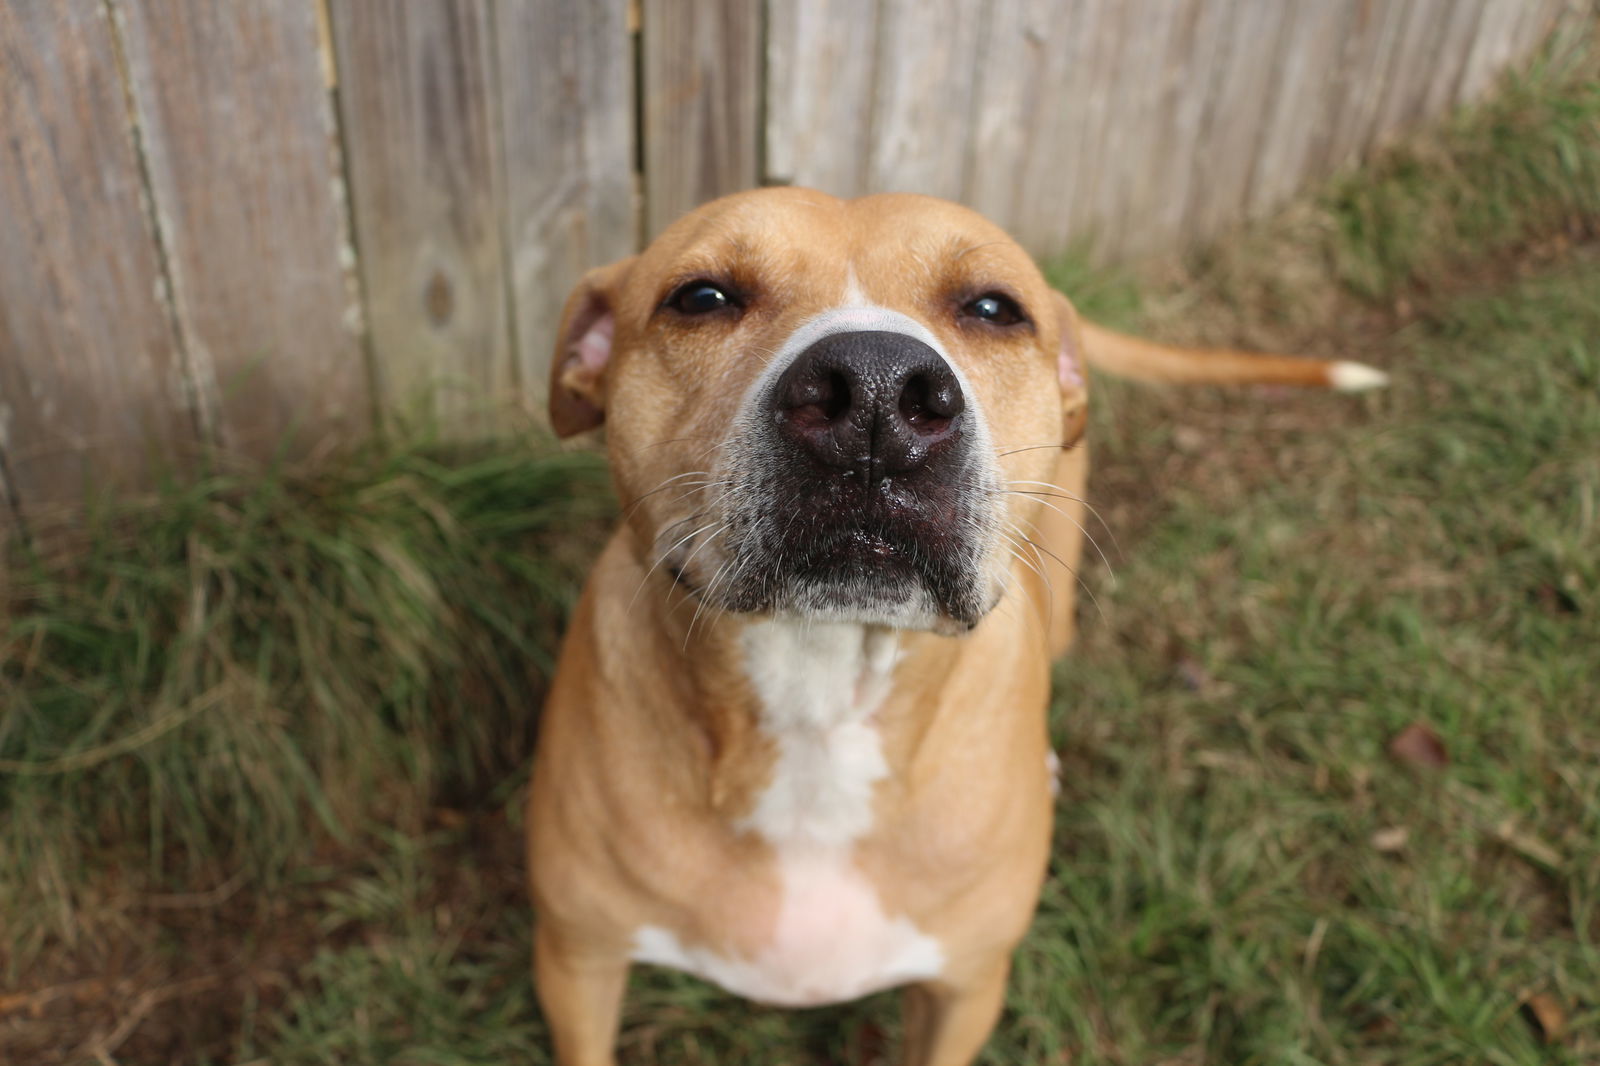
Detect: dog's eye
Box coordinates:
(667, 281, 734, 315)
(961, 293, 1026, 327)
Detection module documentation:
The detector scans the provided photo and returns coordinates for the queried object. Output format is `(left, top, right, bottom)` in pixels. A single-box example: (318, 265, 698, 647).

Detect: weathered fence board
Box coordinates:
(1009, 0, 1102, 254)
(497, 0, 636, 392)
(963, 0, 1050, 226)
(1139, 0, 1234, 257)
(1246, 2, 1351, 215)
(1186, 0, 1291, 243)
(331, 0, 512, 429)
(867, 0, 986, 202)
(0, 2, 192, 516)
(1417, 0, 1492, 123)
(1092, 0, 1184, 254)
(113, 0, 367, 453)
(641, 0, 761, 239)
(765, 0, 880, 195)
(1366, 1, 1449, 157)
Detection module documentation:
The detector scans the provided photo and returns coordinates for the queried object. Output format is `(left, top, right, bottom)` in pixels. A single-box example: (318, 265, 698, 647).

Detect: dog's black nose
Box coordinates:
(771, 330, 964, 480)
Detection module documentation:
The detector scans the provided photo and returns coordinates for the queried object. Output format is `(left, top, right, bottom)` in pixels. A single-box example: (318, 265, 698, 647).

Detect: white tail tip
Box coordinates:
(1329, 361, 1390, 392)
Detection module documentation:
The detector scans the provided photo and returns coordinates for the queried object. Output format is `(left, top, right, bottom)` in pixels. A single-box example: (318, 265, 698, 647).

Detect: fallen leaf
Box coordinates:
(1520, 992, 1568, 1044)
(1388, 722, 1448, 769)
(1370, 826, 1409, 852)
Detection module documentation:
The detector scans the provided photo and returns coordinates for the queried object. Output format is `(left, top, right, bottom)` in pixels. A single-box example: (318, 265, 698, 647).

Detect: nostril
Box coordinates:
(782, 369, 851, 430)
(819, 370, 850, 420)
(898, 371, 964, 436)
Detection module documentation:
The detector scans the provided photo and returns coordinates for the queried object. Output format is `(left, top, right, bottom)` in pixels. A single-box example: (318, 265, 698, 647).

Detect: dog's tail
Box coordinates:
(1081, 322, 1389, 391)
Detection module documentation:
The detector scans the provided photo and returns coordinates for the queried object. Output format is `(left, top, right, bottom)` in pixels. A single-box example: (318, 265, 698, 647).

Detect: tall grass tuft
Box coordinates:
(0, 437, 611, 962)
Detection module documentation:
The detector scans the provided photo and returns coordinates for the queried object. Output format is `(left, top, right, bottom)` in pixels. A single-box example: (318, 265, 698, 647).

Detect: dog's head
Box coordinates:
(550, 189, 1086, 635)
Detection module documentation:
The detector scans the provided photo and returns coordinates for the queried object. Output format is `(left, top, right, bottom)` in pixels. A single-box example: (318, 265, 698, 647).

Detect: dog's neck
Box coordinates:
(733, 619, 901, 846)
(614, 541, 966, 826)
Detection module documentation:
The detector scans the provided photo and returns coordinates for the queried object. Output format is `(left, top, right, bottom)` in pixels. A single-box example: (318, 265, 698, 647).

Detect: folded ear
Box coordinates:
(1051, 291, 1090, 446)
(548, 257, 637, 437)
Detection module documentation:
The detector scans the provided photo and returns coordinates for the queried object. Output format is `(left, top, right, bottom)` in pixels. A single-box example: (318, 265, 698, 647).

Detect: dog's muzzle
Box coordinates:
(699, 325, 1001, 631)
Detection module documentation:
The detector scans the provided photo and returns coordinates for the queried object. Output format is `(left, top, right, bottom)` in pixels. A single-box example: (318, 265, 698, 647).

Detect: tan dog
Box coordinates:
(528, 188, 1384, 1065)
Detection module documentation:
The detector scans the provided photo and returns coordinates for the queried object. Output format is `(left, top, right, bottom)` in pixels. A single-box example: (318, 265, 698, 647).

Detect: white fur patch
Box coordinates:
(1329, 360, 1390, 391)
(739, 621, 897, 845)
(629, 620, 945, 1004)
(632, 850, 943, 1006)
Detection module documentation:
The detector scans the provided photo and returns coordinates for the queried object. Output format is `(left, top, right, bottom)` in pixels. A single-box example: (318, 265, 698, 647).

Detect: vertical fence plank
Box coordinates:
(1457, 0, 1529, 106)
(1511, 0, 1567, 59)
(1136, 0, 1231, 258)
(1315, 0, 1409, 175)
(1417, 0, 1492, 127)
(1365, 2, 1451, 156)
(1245, 2, 1351, 216)
(113, 0, 367, 455)
(1012, 0, 1104, 255)
(499, 0, 636, 392)
(1185, 0, 1289, 243)
(641, 0, 759, 239)
(964, 0, 1052, 226)
(765, 0, 880, 195)
(331, 1, 511, 431)
(0, 2, 192, 516)
(866, 0, 985, 200)
(1093, 0, 1183, 255)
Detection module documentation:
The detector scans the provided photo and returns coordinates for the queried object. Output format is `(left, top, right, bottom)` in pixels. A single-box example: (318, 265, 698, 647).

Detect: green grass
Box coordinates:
(0, 439, 610, 966)
(1015, 256, 1600, 1065)
(5, 25, 1600, 1066)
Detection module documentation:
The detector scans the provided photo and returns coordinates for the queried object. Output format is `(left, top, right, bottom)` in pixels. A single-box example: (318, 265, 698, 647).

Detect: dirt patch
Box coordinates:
(1, 809, 526, 1065)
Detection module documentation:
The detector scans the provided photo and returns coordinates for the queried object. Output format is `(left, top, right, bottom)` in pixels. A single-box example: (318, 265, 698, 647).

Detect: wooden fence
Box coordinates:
(0, 0, 1585, 525)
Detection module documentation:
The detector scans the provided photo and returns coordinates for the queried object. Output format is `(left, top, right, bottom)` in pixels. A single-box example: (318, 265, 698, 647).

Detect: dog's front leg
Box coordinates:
(533, 922, 629, 1066)
(900, 956, 1012, 1066)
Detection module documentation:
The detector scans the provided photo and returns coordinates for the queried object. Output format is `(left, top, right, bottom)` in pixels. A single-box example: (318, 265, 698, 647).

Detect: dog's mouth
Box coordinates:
(655, 464, 1000, 633)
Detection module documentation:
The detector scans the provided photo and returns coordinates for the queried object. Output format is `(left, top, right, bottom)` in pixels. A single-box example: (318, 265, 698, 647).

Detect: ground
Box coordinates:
(3, 33, 1598, 1066)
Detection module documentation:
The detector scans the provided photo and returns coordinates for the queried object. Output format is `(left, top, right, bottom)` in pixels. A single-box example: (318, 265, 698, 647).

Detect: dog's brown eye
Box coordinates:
(962, 293, 1025, 326)
(667, 281, 733, 315)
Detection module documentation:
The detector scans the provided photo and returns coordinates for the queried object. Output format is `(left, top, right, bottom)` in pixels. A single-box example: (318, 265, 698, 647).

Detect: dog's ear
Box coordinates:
(548, 257, 637, 437)
(1050, 291, 1090, 446)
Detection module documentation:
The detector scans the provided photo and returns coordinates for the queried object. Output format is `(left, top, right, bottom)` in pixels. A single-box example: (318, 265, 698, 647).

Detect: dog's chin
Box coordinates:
(779, 575, 955, 633)
(687, 552, 993, 635)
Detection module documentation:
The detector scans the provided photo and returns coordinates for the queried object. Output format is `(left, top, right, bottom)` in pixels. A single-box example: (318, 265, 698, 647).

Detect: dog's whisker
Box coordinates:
(998, 527, 1054, 630)
(1002, 478, 1121, 551)
(1019, 510, 1115, 603)
(684, 544, 742, 648)
(622, 471, 720, 519)
(1001, 492, 1117, 587)
(631, 517, 722, 611)
(620, 434, 722, 457)
(996, 441, 1085, 458)
(1013, 525, 1106, 623)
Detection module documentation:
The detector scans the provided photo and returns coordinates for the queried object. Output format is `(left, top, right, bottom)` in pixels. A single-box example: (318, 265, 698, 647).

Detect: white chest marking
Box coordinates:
(631, 621, 945, 1006)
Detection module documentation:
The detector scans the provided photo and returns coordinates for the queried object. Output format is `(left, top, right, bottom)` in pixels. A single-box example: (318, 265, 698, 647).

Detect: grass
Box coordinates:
(0, 440, 610, 966)
(4, 24, 1599, 1066)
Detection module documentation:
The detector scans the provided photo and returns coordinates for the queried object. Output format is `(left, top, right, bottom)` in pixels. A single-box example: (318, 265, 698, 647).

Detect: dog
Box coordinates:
(527, 188, 1385, 1065)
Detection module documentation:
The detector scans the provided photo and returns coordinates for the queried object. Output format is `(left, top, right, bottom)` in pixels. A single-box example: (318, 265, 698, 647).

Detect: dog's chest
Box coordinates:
(629, 621, 945, 1006)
